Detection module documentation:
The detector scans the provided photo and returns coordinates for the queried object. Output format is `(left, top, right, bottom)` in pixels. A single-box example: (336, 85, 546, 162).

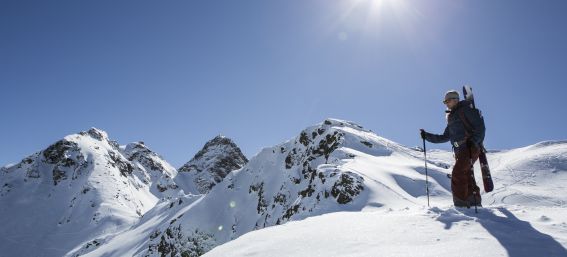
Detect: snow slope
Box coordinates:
(204, 206, 567, 257)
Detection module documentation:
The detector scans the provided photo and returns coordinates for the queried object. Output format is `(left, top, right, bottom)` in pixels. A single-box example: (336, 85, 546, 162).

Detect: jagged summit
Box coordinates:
(200, 134, 233, 147)
(276, 118, 406, 172)
(175, 135, 248, 194)
(123, 141, 178, 195)
(315, 118, 369, 131)
(81, 127, 110, 141)
(124, 141, 158, 160)
(0, 128, 181, 257)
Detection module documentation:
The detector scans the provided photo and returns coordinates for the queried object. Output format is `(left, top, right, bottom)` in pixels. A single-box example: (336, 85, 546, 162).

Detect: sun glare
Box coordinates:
(329, 0, 421, 42)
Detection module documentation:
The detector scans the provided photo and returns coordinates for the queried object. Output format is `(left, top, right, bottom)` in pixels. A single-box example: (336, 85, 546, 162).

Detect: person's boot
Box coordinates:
(453, 196, 470, 208)
(466, 193, 482, 207)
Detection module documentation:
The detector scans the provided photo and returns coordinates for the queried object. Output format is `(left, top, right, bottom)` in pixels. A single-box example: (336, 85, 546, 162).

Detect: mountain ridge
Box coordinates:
(1, 119, 566, 257)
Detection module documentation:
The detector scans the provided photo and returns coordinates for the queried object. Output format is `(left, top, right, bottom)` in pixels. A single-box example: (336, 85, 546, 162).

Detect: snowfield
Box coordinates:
(1, 119, 566, 257)
(203, 206, 567, 257)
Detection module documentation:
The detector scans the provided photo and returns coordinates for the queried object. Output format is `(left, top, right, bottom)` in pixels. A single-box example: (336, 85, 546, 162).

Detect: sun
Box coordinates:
(367, 0, 388, 11)
(355, 0, 414, 21)
(331, 0, 420, 40)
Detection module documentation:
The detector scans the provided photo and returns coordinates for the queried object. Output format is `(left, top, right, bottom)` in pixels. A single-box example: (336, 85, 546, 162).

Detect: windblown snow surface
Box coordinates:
(1, 119, 566, 257)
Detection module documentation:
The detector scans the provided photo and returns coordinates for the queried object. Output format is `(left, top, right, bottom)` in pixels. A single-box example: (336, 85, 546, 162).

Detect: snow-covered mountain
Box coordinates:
(204, 138, 567, 257)
(0, 128, 180, 257)
(79, 119, 457, 257)
(2, 119, 566, 257)
(175, 135, 248, 195)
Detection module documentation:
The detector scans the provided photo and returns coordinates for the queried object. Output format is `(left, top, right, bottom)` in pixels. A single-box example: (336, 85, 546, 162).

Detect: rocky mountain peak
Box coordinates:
(195, 135, 239, 156)
(123, 141, 178, 188)
(176, 135, 248, 194)
(82, 127, 109, 141)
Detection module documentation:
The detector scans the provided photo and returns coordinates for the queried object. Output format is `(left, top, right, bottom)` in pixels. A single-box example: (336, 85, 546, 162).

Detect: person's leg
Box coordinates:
(467, 146, 482, 206)
(451, 147, 472, 207)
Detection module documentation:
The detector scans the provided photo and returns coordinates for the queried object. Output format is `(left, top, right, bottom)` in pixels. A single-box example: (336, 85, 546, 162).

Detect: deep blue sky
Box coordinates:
(1, 0, 566, 167)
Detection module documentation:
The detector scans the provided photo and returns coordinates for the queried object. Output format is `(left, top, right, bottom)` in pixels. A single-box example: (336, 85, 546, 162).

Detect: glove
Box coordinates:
(465, 139, 480, 153)
(420, 129, 426, 140)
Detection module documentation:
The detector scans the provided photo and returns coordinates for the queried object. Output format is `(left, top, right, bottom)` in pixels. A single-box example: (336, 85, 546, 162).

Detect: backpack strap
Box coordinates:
(457, 109, 474, 146)
(458, 109, 474, 134)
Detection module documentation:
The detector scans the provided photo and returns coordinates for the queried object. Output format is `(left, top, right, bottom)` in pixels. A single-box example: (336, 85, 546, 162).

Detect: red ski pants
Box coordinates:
(452, 145, 481, 205)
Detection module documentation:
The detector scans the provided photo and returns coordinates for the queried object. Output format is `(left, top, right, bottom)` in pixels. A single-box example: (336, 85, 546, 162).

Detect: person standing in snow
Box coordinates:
(420, 90, 485, 208)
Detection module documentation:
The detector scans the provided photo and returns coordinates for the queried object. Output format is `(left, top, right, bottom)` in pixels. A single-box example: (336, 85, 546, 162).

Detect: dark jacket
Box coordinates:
(424, 100, 485, 151)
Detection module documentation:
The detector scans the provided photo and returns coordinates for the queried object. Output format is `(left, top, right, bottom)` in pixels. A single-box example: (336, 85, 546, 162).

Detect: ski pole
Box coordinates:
(423, 138, 430, 207)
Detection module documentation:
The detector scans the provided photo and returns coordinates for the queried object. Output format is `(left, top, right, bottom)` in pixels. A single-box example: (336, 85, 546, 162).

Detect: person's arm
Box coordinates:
(422, 126, 450, 144)
(463, 107, 485, 146)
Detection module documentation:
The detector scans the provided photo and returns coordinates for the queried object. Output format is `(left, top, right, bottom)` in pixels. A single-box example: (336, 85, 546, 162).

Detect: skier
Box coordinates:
(420, 90, 486, 208)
